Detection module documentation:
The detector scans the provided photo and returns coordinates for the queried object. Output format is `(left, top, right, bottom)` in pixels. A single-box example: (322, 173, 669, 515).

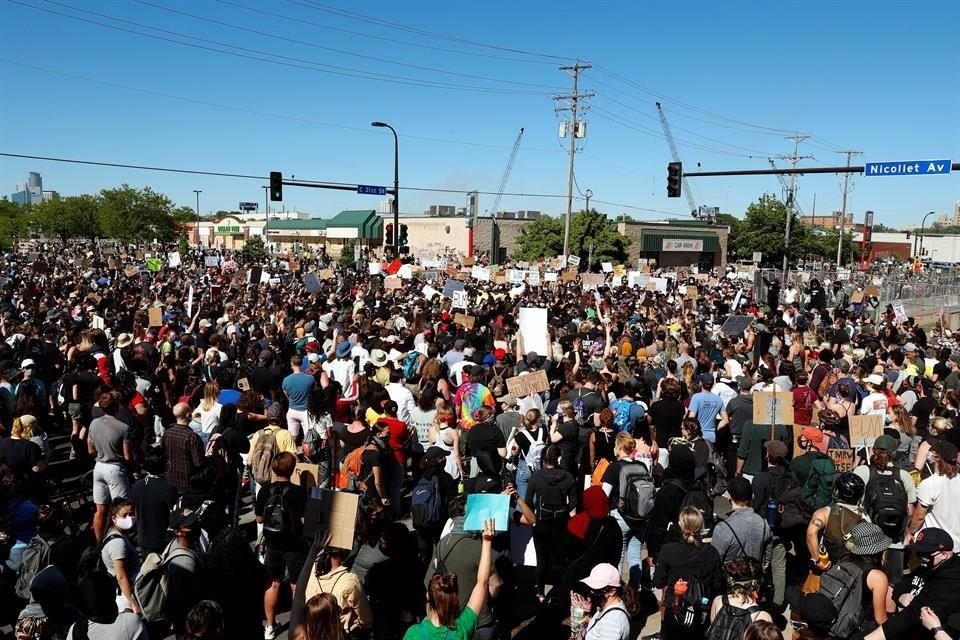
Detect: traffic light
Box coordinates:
(398, 224, 408, 246)
(269, 171, 283, 201)
(667, 162, 682, 198)
(385, 223, 394, 246)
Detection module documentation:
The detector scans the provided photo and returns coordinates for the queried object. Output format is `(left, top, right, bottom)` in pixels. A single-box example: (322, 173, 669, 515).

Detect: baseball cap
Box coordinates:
(933, 440, 959, 463)
(737, 376, 753, 391)
(494, 348, 506, 361)
(424, 446, 450, 459)
(800, 426, 828, 453)
(764, 440, 788, 459)
(873, 434, 899, 453)
(910, 528, 954, 554)
(904, 342, 917, 352)
(20, 358, 36, 369)
(866, 373, 885, 386)
(266, 403, 284, 422)
(580, 563, 621, 590)
(697, 373, 715, 385)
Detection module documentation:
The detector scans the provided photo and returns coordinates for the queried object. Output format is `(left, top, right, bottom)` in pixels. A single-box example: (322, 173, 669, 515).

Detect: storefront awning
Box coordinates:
(641, 231, 719, 253)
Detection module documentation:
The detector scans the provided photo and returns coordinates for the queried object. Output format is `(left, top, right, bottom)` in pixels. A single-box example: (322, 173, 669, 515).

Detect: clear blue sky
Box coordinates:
(2, 0, 958, 228)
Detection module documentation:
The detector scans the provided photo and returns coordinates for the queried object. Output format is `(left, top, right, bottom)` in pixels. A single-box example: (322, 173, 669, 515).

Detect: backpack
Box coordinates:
(572, 390, 596, 426)
(134, 544, 200, 622)
(75, 533, 122, 608)
(262, 484, 297, 535)
(15, 535, 52, 600)
(663, 574, 711, 631)
(803, 454, 837, 510)
(767, 469, 813, 531)
(817, 561, 866, 638)
(205, 433, 230, 479)
(402, 352, 420, 382)
(817, 366, 838, 400)
(336, 445, 374, 492)
(411, 475, 445, 529)
(536, 473, 569, 522)
(618, 461, 655, 523)
(250, 427, 279, 484)
(669, 479, 716, 537)
(177, 383, 201, 406)
(863, 467, 908, 539)
(521, 428, 547, 472)
(705, 596, 761, 640)
(610, 398, 635, 433)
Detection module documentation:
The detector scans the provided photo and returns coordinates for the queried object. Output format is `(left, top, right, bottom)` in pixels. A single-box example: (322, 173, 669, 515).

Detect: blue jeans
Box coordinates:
(612, 510, 646, 588)
(515, 459, 531, 509)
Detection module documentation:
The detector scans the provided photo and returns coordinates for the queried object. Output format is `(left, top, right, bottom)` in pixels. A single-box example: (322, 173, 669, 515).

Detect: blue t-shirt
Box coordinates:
(282, 372, 315, 411)
(688, 391, 724, 443)
(218, 388, 242, 406)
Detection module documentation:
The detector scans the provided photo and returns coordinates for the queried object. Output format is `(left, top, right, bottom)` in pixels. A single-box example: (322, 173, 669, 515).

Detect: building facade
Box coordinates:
(617, 219, 730, 269)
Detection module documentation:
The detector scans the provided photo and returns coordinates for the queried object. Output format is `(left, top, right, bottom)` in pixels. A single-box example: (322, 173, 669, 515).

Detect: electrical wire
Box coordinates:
(285, 0, 572, 62)
(11, 0, 553, 95)
(216, 0, 559, 66)
(0, 60, 564, 154)
(131, 0, 564, 90)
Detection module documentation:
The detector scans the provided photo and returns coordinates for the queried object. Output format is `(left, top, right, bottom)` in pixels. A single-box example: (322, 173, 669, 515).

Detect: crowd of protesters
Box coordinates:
(1, 240, 960, 640)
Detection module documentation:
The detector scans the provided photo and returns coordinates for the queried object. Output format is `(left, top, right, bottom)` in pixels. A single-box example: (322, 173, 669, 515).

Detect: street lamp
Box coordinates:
(371, 121, 399, 255)
(918, 210, 936, 260)
(585, 188, 593, 213)
(193, 189, 202, 245)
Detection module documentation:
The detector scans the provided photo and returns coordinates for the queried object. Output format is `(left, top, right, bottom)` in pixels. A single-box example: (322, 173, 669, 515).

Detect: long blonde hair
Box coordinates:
(11, 416, 35, 440)
(678, 506, 703, 547)
(200, 382, 220, 412)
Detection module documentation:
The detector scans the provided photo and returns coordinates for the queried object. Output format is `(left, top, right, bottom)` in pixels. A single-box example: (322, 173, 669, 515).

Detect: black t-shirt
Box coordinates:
(554, 420, 579, 473)
(912, 396, 937, 432)
(254, 480, 307, 551)
(468, 421, 506, 474)
(40, 341, 61, 382)
(648, 398, 685, 446)
(76, 370, 102, 405)
(130, 474, 177, 550)
(249, 366, 279, 396)
(568, 388, 605, 423)
(934, 361, 951, 382)
(0, 437, 41, 477)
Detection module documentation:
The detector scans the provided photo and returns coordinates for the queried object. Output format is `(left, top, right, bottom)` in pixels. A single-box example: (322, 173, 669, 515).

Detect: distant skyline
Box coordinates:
(1, 1, 957, 228)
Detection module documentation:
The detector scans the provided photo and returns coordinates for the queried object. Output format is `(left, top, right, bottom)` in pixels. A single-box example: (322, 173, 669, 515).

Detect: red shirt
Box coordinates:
(378, 416, 409, 465)
(792, 385, 819, 426)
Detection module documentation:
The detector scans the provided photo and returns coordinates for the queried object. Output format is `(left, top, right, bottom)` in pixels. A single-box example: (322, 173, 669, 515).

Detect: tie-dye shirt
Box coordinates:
(454, 382, 495, 430)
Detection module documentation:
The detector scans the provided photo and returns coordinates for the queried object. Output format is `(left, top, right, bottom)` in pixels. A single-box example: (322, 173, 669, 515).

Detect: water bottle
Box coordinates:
(571, 605, 585, 635)
(766, 499, 778, 529)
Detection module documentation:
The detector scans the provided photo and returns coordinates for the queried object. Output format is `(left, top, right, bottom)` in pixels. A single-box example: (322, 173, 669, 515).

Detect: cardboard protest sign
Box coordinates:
(237, 377, 250, 391)
(518, 307, 549, 356)
(148, 307, 163, 327)
(752, 391, 794, 425)
(303, 489, 359, 549)
(686, 285, 698, 299)
(505, 369, 550, 399)
(442, 279, 466, 298)
(454, 313, 475, 329)
(865, 285, 880, 297)
(108, 258, 119, 269)
(291, 463, 321, 493)
(850, 291, 864, 304)
(613, 265, 626, 278)
(582, 273, 604, 290)
(462, 256, 476, 267)
(384, 277, 402, 290)
(561, 270, 577, 282)
(464, 493, 510, 532)
(318, 269, 334, 280)
(828, 448, 855, 473)
(850, 414, 883, 446)
(304, 272, 322, 294)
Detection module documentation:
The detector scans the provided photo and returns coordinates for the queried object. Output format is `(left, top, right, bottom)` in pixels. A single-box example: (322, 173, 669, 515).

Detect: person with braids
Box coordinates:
(654, 507, 724, 640)
(407, 518, 496, 640)
(294, 593, 342, 640)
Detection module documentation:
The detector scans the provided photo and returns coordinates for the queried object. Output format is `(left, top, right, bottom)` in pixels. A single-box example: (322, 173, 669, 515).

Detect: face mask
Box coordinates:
(918, 554, 937, 569)
(114, 515, 136, 531)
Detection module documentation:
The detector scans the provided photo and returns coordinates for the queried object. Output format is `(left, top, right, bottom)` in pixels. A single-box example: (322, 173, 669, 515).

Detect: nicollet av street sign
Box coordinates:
(864, 159, 951, 177)
(357, 185, 387, 195)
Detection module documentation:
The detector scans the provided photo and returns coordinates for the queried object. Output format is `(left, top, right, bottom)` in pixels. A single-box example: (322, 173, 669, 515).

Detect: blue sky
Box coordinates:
(1, 0, 958, 228)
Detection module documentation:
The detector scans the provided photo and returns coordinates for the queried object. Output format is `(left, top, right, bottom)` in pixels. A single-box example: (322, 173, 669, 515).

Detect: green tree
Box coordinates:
(240, 235, 268, 262)
(97, 185, 179, 242)
(0, 199, 29, 249)
(514, 210, 629, 266)
(32, 194, 101, 241)
(172, 206, 198, 225)
(339, 239, 356, 268)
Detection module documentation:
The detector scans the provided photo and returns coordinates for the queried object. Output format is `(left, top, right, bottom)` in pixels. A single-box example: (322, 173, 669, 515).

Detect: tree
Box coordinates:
(339, 239, 356, 268)
(32, 194, 101, 241)
(0, 200, 29, 249)
(97, 185, 179, 242)
(240, 235, 268, 262)
(514, 210, 630, 266)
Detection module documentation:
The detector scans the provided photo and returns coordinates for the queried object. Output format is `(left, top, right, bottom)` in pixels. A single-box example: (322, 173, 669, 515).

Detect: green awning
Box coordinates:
(641, 231, 719, 253)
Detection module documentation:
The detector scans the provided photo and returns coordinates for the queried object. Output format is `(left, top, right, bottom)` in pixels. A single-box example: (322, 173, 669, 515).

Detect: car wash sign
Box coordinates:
(662, 239, 704, 252)
(864, 159, 951, 177)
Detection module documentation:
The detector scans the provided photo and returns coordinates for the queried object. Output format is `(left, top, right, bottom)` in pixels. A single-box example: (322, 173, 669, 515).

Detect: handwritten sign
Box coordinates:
(471, 265, 490, 282)
(148, 307, 163, 327)
(561, 270, 577, 282)
(505, 369, 550, 399)
(204, 256, 220, 268)
(601, 262, 613, 273)
(567, 255, 581, 266)
(384, 277, 402, 290)
(582, 273, 604, 291)
(544, 272, 558, 282)
(828, 448, 855, 472)
(454, 313, 475, 329)
(508, 269, 525, 284)
(462, 256, 476, 267)
(752, 391, 794, 425)
(452, 289, 469, 310)
(124, 265, 139, 278)
(850, 414, 883, 446)
(891, 300, 908, 323)
(526, 270, 541, 287)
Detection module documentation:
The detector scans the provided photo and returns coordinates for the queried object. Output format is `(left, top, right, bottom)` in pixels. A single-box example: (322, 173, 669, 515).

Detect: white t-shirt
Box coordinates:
(917, 473, 960, 549)
(585, 602, 631, 640)
(195, 402, 222, 435)
(860, 393, 888, 416)
(323, 358, 356, 392)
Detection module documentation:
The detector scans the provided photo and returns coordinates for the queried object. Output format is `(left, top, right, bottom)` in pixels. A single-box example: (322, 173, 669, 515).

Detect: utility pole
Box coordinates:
(555, 62, 594, 258)
(836, 150, 862, 268)
(781, 135, 812, 284)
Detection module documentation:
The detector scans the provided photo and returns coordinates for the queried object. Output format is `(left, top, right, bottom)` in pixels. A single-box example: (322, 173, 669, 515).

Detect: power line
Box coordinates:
(11, 0, 552, 95)
(132, 0, 564, 90)
(216, 0, 559, 66)
(286, 0, 572, 62)
(0, 60, 564, 154)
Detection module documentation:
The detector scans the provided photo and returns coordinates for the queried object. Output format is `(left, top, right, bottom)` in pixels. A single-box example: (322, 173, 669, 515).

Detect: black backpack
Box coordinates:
(663, 571, 711, 631)
(262, 485, 296, 535)
(863, 467, 908, 539)
(670, 479, 716, 537)
(618, 461, 655, 523)
(705, 596, 761, 640)
(75, 533, 122, 608)
(536, 473, 569, 522)
(768, 469, 813, 531)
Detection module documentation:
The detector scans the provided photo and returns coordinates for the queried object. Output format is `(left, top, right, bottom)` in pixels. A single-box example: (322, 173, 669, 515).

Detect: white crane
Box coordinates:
(488, 128, 525, 218)
(656, 102, 699, 217)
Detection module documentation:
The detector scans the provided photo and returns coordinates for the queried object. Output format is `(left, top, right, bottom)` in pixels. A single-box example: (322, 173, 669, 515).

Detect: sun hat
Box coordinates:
(846, 521, 892, 556)
(369, 349, 388, 367)
(116, 333, 134, 349)
(335, 341, 352, 358)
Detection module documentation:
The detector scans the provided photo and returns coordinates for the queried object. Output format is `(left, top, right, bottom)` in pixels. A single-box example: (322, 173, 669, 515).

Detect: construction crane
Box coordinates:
(768, 158, 804, 216)
(482, 127, 524, 260)
(656, 102, 699, 218)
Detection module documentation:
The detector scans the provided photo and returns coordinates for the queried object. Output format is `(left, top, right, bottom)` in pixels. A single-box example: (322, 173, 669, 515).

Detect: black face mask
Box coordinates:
(918, 554, 936, 570)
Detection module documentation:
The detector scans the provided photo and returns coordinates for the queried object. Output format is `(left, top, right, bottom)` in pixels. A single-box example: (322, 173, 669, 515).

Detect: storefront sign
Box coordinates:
(662, 239, 704, 252)
(216, 225, 241, 234)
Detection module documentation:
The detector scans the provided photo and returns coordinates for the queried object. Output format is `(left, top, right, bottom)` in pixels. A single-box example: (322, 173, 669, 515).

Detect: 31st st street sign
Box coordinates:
(864, 159, 952, 177)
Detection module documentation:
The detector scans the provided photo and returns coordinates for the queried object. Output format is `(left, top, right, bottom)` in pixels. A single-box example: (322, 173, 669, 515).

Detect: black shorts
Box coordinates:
(265, 547, 307, 582)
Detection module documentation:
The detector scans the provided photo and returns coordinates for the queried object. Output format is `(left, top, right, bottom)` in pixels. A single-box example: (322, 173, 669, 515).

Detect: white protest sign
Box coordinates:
(650, 277, 669, 293)
(422, 285, 440, 300)
(398, 264, 413, 280)
(186, 286, 194, 318)
(601, 262, 613, 273)
(452, 289, 469, 310)
(204, 256, 219, 268)
(526, 270, 541, 286)
(544, 272, 558, 282)
(567, 255, 581, 266)
(891, 300, 908, 322)
(518, 307, 549, 356)
(368, 262, 382, 276)
(508, 269, 525, 284)
(471, 265, 490, 282)
(732, 289, 743, 310)
(167, 252, 181, 268)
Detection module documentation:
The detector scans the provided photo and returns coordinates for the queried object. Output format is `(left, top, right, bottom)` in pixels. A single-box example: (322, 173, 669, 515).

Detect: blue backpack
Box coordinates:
(411, 475, 445, 529)
(610, 398, 635, 432)
(402, 352, 420, 381)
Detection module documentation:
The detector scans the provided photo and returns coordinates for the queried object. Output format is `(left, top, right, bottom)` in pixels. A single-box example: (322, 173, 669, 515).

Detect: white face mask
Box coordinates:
(114, 515, 136, 531)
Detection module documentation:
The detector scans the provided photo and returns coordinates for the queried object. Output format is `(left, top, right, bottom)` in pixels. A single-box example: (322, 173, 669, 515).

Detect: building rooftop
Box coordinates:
(264, 218, 328, 231)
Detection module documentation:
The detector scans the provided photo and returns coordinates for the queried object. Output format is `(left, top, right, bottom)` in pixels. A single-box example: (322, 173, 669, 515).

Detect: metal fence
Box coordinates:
(754, 267, 960, 305)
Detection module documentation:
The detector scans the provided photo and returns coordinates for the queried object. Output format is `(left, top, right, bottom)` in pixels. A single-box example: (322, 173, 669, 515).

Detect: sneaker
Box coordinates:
(264, 625, 276, 640)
